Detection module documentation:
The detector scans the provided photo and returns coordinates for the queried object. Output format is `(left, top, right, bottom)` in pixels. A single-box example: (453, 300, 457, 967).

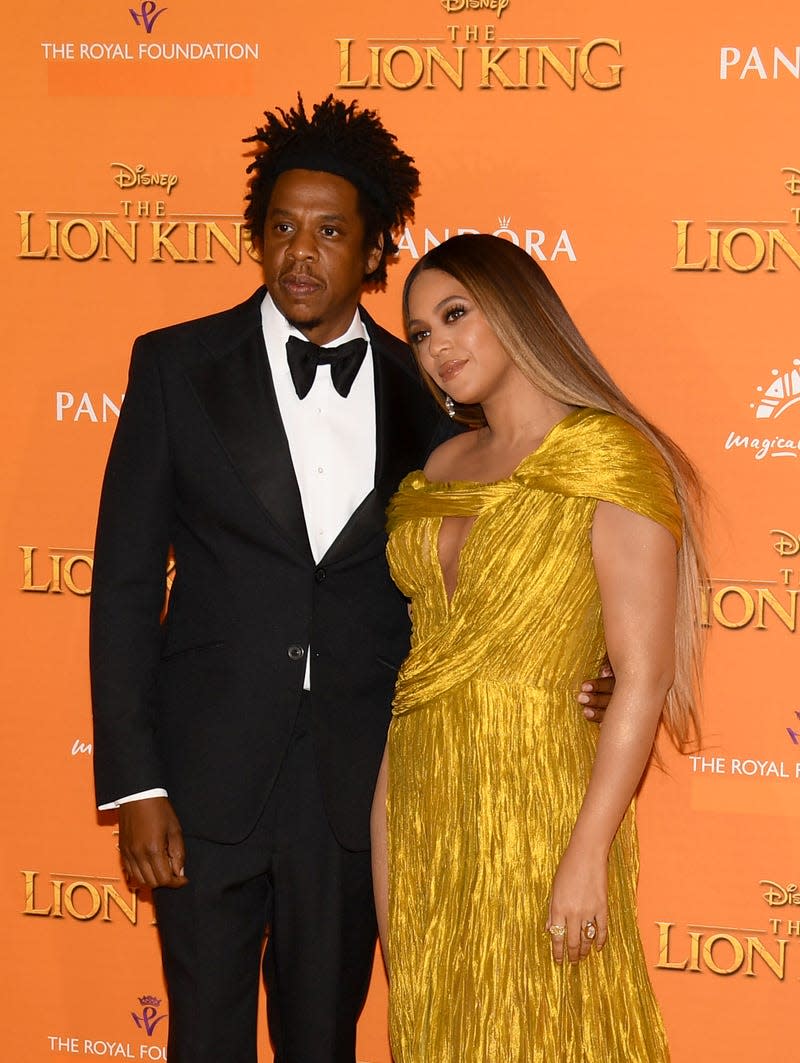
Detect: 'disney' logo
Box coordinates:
(112, 162, 178, 196)
(440, 0, 509, 17)
(761, 881, 800, 907)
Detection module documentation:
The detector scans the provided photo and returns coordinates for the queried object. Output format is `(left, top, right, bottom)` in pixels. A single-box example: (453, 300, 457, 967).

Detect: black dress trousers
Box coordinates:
(154, 692, 378, 1063)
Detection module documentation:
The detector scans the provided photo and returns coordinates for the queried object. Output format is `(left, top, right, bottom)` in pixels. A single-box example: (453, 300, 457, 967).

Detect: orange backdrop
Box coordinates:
(3, 1, 799, 1059)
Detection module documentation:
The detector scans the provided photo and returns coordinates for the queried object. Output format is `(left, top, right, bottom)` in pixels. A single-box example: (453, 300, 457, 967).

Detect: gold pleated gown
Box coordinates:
(385, 408, 681, 1063)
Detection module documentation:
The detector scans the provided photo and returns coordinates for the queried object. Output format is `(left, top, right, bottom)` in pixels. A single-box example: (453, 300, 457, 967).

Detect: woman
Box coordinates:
(371, 234, 706, 1062)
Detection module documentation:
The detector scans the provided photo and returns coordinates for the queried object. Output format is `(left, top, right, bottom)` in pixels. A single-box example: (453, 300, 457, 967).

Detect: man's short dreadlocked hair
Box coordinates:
(243, 95, 419, 287)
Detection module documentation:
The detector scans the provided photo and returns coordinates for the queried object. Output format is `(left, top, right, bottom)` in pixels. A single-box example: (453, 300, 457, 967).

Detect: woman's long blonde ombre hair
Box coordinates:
(402, 233, 707, 752)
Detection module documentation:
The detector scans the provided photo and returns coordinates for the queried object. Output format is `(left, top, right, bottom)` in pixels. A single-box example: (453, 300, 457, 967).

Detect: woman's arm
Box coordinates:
(547, 499, 678, 964)
(371, 742, 390, 971)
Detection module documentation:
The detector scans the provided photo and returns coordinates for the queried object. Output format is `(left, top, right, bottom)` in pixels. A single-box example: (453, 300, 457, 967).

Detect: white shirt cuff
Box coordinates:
(98, 787, 168, 810)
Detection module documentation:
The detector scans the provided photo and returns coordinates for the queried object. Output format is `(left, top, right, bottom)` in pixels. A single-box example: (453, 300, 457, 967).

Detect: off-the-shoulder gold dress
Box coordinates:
(385, 408, 681, 1063)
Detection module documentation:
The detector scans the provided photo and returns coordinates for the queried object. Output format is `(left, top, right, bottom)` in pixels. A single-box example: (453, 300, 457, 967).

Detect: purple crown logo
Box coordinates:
(132, 994, 167, 1037)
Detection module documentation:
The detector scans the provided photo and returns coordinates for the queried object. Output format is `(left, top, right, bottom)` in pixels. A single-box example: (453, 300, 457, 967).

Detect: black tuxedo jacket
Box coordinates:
(90, 287, 447, 850)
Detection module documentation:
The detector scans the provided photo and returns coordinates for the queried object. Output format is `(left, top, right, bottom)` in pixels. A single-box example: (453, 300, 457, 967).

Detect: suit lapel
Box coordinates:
(185, 304, 312, 559)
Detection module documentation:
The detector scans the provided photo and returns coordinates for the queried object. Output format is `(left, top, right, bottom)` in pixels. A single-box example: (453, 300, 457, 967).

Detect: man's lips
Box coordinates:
(438, 359, 466, 384)
(280, 272, 323, 298)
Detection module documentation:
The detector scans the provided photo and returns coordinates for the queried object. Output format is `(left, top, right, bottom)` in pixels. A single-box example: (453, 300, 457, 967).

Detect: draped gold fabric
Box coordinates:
(385, 408, 681, 1063)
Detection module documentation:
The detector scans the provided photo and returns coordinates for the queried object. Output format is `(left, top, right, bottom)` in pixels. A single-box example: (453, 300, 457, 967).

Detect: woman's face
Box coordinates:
(406, 268, 517, 406)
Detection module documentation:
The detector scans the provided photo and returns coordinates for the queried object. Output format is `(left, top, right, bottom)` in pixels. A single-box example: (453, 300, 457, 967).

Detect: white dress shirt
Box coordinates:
(102, 292, 377, 808)
(262, 292, 376, 566)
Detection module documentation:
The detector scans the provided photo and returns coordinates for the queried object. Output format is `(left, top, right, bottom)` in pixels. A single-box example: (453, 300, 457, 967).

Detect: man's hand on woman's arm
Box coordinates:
(578, 662, 615, 723)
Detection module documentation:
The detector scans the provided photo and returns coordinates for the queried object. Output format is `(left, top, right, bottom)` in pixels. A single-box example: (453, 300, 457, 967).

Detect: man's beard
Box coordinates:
(286, 316, 323, 337)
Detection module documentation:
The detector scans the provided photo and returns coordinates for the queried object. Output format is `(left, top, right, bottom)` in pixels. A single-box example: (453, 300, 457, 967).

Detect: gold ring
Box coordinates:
(582, 919, 598, 941)
(548, 924, 566, 938)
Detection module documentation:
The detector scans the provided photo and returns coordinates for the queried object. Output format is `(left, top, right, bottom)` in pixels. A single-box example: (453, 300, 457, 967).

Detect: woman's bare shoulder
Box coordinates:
(422, 431, 477, 483)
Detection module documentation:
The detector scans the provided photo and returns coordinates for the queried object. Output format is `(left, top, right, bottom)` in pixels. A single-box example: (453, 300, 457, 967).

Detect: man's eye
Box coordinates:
(321, 227, 339, 237)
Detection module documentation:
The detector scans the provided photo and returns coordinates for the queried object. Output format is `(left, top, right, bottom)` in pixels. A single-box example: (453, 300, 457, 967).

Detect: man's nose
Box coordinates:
(286, 229, 316, 261)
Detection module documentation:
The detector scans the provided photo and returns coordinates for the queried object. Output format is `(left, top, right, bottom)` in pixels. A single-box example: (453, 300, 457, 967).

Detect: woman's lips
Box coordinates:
(438, 359, 466, 384)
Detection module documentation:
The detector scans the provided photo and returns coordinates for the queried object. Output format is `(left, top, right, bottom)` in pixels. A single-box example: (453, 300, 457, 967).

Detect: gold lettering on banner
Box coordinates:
(20, 548, 175, 599)
(699, 535, 800, 633)
(62, 219, 99, 261)
(336, 37, 622, 91)
(536, 46, 577, 89)
(17, 212, 256, 264)
(22, 871, 139, 924)
(63, 881, 102, 921)
(23, 871, 54, 916)
(762, 880, 800, 907)
(580, 38, 623, 88)
(700, 583, 799, 632)
(771, 530, 800, 558)
(62, 555, 93, 595)
(384, 46, 425, 90)
(21, 546, 52, 593)
(440, 0, 510, 19)
(18, 211, 48, 258)
(151, 222, 185, 262)
(674, 220, 800, 273)
(20, 547, 93, 596)
(655, 922, 788, 980)
(100, 221, 137, 261)
(480, 46, 514, 88)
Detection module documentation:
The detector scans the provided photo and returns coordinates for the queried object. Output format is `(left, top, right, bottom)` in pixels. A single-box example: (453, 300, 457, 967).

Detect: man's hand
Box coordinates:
(118, 797, 188, 889)
(578, 663, 615, 724)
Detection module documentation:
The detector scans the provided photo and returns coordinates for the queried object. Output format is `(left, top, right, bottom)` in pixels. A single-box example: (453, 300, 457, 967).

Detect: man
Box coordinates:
(91, 95, 611, 1063)
(92, 95, 440, 1063)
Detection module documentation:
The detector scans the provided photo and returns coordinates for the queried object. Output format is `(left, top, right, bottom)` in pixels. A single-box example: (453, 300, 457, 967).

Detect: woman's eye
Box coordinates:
(411, 329, 430, 344)
(444, 304, 466, 323)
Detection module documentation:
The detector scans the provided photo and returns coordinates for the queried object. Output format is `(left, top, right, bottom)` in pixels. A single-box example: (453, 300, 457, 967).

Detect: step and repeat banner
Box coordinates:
(2, 1, 798, 1059)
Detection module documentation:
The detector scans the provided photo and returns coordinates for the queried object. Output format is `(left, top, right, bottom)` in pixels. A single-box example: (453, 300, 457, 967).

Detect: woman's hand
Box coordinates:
(547, 843, 608, 964)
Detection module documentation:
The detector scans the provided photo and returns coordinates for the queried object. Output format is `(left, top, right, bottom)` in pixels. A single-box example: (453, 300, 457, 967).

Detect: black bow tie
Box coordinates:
(286, 335, 368, 400)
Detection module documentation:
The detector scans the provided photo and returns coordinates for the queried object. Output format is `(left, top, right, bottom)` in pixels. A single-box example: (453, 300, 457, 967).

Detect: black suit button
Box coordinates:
(315, 567, 327, 583)
(287, 645, 305, 661)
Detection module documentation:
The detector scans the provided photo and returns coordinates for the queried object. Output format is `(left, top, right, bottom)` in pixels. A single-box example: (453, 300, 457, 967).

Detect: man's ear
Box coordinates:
(366, 233, 384, 276)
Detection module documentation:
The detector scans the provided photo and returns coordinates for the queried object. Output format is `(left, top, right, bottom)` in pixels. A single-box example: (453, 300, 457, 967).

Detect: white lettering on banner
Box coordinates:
(83, 1043, 135, 1058)
(40, 43, 75, 59)
(138, 42, 258, 60)
(79, 43, 134, 61)
(398, 225, 576, 262)
(720, 45, 800, 79)
(690, 756, 798, 780)
(46, 1037, 167, 1058)
(721, 359, 800, 462)
(41, 41, 259, 62)
(48, 1037, 80, 1053)
(56, 392, 124, 423)
(724, 432, 800, 460)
